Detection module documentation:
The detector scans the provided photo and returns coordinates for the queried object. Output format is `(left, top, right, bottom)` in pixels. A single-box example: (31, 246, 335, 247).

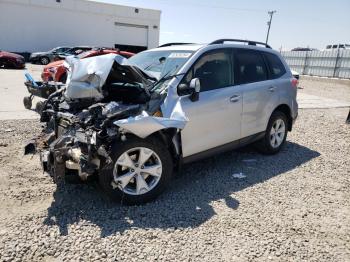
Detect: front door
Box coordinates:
(179, 49, 243, 157)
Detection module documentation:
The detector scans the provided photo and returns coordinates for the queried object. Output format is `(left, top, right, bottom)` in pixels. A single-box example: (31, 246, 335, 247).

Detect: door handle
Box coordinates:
(230, 94, 241, 103)
(269, 86, 276, 92)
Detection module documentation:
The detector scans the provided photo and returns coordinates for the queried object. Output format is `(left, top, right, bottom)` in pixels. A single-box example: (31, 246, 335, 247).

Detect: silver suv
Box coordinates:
(29, 39, 298, 205)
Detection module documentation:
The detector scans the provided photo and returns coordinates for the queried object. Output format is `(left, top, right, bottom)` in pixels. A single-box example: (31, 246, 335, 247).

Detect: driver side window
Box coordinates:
(180, 50, 233, 93)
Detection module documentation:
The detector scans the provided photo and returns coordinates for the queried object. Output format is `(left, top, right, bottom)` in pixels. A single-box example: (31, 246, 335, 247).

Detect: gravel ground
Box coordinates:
(299, 77, 350, 102)
(0, 109, 350, 261)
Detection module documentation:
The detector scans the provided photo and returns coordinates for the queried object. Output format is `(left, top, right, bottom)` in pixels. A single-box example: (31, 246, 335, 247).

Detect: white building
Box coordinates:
(0, 0, 161, 53)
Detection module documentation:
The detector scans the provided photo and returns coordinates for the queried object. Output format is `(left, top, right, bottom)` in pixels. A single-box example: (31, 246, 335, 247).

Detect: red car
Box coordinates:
(41, 49, 134, 83)
(0, 50, 25, 69)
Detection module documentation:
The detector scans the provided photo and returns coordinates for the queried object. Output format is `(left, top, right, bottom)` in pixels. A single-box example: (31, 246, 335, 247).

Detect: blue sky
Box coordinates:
(93, 0, 350, 50)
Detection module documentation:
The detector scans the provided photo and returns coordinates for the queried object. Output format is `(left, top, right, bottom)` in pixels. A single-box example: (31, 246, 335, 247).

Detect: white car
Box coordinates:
(325, 44, 350, 50)
(28, 39, 299, 204)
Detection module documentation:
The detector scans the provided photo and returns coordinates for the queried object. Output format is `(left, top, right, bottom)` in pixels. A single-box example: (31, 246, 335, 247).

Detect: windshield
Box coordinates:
(128, 50, 194, 79)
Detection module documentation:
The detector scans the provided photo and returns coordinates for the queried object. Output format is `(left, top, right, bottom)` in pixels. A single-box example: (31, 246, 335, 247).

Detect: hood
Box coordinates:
(64, 54, 151, 100)
(44, 60, 64, 69)
(0, 51, 24, 60)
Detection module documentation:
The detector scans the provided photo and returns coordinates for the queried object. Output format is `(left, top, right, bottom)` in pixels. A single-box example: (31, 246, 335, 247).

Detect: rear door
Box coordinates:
(234, 49, 280, 137)
(179, 49, 243, 157)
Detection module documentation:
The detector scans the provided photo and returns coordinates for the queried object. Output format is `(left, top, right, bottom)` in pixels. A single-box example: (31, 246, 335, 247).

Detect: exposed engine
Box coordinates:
(25, 54, 166, 183)
(25, 53, 187, 185)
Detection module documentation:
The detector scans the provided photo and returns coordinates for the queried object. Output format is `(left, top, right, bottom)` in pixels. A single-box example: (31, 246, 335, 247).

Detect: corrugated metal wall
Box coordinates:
(281, 50, 350, 79)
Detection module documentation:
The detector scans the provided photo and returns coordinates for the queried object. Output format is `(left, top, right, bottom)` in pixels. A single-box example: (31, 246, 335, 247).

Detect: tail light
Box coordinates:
(291, 78, 298, 88)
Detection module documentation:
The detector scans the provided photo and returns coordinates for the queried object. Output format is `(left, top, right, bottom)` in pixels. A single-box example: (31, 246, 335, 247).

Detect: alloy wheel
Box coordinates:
(41, 57, 49, 65)
(269, 118, 286, 148)
(112, 147, 162, 195)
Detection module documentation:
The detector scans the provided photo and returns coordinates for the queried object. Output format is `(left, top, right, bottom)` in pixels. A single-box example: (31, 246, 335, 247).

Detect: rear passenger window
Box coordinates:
(264, 52, 286, 79)
(234, 50, 268, 84)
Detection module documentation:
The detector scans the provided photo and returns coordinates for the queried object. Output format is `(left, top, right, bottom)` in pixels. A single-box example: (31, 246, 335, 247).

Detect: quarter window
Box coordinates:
(264, 52, 286, 79)
(182, 50, 232, 92)
(235, 50, 268, 84)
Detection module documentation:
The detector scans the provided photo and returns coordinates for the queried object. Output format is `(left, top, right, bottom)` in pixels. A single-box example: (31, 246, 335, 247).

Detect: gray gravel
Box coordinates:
(299, 77, 350, 102)
(0, 107, 350, 261)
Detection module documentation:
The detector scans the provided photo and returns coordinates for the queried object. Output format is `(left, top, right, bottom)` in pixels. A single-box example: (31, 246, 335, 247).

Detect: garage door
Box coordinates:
(114, 22, 148, 48)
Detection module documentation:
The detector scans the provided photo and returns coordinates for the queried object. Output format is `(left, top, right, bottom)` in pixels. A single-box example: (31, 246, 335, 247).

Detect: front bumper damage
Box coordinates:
(26, 54, 188, 183)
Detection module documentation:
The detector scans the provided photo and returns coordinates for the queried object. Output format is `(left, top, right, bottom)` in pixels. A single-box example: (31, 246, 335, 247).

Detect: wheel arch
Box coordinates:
(147, 128, 182, 165)
(272, 104, 293, 131)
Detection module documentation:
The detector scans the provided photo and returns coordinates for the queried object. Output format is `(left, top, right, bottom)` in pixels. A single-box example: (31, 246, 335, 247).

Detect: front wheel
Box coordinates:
(40, 56, 50, 65)
(256, 111, 288, 154)
(99, 137, 173, 205)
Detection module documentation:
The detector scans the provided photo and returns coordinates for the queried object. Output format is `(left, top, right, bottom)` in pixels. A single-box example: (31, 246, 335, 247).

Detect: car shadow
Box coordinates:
(43, 141, 320, 237)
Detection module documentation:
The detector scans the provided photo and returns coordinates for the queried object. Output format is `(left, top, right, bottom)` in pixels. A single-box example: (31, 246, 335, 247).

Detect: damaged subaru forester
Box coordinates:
(26, 39, 298, 205)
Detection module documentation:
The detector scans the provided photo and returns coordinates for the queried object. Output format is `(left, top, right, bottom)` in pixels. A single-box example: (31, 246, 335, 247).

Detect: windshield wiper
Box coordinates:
(150, 69, 185, 92)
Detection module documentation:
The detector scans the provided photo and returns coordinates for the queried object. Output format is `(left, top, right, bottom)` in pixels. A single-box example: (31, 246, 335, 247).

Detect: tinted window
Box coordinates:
(264, 52, 286, 79)
(332, 45, 338, 48)
(182, 50, 232, 92)
(235, 50, 268, 84)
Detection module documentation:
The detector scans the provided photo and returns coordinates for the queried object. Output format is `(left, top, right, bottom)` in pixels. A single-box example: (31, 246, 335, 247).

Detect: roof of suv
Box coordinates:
(156, 44, 205, 51)
(154, 39, 275, 52)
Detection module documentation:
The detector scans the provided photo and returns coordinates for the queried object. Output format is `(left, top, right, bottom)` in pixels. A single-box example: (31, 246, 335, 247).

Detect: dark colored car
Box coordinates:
(291, 47, 318, 51)
(29, 46, 71, 65)
(53, 46, 93, 61)
(0, 50, 25, 69)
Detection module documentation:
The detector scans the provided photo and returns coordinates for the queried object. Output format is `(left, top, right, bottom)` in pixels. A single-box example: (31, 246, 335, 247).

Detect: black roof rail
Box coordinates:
(159, 42, 195, 47)
(209, 39, 271, 49)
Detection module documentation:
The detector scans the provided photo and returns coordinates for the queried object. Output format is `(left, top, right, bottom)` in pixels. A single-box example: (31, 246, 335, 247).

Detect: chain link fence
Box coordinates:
(281, 49, 350, 79)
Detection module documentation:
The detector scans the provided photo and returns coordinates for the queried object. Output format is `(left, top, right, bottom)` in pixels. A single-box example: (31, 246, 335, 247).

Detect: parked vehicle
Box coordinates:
(325, 44, 350, 50)
(291, 47, 318, 51)
(291, 70, 300, 80)
(29, 46, 71, 65)
(41, 48, 135, 83)
(0, 50, 25, 69)
(26, 39, 298, 205)
(53, 46, 93, 61)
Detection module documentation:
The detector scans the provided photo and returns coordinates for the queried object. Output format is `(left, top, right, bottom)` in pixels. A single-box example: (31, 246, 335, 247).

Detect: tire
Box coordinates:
(40, 56, 50, 65)
(99, 137, 173, 205)
(23, 96, 32, 109)
(35, 101, 45, 114)
(256, 111, 288, 154)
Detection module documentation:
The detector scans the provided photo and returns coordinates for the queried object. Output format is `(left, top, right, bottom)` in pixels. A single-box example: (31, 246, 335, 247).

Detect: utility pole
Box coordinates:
(266, 10, 276, 44)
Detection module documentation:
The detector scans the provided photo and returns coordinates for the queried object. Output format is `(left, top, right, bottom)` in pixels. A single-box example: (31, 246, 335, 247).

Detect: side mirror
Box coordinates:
(189, 78, 200, 102)
(177, 78, 201, 101)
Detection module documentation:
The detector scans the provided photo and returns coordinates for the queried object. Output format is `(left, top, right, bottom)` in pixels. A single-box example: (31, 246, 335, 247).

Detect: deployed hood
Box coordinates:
(64, 54, 151, 100)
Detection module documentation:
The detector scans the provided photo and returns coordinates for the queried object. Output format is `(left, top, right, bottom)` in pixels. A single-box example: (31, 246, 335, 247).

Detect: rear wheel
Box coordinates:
(99, 137, 173, 205)
(256, 111, 288, 154)
(23, 96, 32, 109)
(40, 56, 50, 65)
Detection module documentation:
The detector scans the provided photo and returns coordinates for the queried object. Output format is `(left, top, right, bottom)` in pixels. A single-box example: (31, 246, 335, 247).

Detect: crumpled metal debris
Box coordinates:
(114, 99, 188, 138)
